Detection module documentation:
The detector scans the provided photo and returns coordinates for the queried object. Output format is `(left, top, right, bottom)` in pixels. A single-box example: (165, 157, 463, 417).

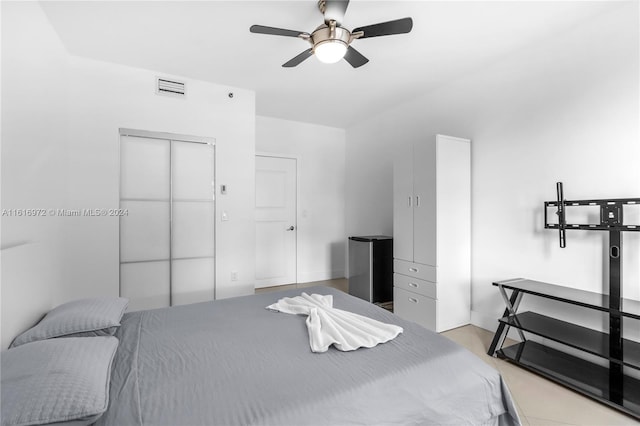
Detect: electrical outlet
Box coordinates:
(231, 271, 238, 281)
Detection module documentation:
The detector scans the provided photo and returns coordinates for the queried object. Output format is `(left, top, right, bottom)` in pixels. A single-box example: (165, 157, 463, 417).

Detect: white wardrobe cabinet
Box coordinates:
(393, 134, 470, 332)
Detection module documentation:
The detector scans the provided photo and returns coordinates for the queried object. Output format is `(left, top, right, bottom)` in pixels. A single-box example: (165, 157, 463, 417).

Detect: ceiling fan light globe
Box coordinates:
(314, 40, 348, 64)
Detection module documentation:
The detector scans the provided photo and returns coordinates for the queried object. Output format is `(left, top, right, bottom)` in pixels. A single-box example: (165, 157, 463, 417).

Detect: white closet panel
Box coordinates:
(171, 258, 215, 306)
(172, 142, 215, 200)
(120, 201, 170, 262)
(120, 261, 170, 311)
(172, 201, 215, 259)
(120, 136, 170, 200)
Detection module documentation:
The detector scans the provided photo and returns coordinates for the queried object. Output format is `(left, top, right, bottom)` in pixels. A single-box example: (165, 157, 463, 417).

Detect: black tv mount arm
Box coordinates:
(545, 182, 639, 241)
(554, 182, 567, 248)
(544, 182, 640, 403)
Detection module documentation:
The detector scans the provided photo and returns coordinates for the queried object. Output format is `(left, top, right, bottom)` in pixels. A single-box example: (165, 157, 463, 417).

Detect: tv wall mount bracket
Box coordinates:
(544, 182, 640, 401)
(545, 181, 639, 248)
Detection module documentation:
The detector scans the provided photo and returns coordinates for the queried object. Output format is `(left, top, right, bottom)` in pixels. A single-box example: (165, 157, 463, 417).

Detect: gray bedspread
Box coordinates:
(97, 286, 520, 426)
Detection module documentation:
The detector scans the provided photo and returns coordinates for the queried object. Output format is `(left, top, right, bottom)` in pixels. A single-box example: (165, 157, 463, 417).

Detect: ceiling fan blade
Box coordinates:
(353, 17, 413, 39)
(323, 0, 350, 25)
(282, 49, 313, 67)
(343, 46, 369, 68)
(250, 25, 306, 38)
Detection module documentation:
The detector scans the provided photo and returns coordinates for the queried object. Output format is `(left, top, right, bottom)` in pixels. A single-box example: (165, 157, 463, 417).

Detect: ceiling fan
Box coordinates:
(250, 0, 413, 68)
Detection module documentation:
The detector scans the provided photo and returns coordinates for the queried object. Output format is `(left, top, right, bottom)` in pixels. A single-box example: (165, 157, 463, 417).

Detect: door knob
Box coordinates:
(287, 226, 295, 231)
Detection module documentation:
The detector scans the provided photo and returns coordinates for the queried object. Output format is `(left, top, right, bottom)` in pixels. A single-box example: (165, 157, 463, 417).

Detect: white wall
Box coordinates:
(1, 1, 69, 348)
(63, 56, 256, 301)
(345, 3, 639, 333)
(256, 116, 346, 282)
(1, 2, 256, 346)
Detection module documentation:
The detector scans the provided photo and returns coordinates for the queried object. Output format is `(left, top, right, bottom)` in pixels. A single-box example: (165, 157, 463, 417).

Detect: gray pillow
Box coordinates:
(10, 298, 128, 348)
(1, 336, 119, 426)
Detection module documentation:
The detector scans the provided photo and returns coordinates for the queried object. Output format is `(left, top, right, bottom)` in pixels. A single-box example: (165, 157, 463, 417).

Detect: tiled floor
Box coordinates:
(254, 278, 349, 294)
(258, 279, 637, 426)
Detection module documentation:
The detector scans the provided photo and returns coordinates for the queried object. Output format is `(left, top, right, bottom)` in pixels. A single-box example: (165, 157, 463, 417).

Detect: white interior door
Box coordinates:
(255, 155, 297, 288)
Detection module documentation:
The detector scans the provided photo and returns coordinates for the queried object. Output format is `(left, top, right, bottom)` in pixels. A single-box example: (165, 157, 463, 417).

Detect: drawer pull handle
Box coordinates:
(408, 297, 418, 304)
(409, 267, 418, 272)
(408, 282, 418, 288)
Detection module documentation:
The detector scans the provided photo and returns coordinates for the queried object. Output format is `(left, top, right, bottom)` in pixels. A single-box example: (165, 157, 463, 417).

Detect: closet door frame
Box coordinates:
(118, 128, 216, 308)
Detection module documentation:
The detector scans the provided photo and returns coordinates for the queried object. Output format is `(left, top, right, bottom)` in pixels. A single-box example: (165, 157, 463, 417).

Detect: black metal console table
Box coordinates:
(488, 183, 640, 419)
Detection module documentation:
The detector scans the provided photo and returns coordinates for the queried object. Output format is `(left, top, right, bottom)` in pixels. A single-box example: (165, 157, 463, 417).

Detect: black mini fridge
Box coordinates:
(348, 236, 393, 304)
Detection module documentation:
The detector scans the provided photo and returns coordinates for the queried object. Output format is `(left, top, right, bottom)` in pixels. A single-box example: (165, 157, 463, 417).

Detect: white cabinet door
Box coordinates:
(413, 140, 437, 266)
(393, 145, 414, 262)
(435, 135, 471, 331)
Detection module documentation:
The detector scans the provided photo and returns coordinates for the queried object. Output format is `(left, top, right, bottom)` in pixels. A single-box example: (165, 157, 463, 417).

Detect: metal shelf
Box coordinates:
(494, 278, 640, 320)
(499, 312, 640, 370)
(498, 341, 640, 419)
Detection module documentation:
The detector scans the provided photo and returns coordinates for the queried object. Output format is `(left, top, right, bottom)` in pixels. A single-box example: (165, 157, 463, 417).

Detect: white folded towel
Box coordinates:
(266, 293, 403, 353)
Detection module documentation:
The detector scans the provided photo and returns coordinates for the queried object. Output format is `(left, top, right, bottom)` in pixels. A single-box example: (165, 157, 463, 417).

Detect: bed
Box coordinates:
(2, 286, 520, 426)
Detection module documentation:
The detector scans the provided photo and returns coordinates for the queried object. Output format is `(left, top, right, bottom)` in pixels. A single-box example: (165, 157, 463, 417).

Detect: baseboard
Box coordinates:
(297, 269, 345, 284)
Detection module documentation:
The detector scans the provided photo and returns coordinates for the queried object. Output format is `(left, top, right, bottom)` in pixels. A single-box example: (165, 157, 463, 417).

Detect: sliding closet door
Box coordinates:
(120, 136, 171, 310)
(119, 131, 215, 311)
(171, 141, 215, 306)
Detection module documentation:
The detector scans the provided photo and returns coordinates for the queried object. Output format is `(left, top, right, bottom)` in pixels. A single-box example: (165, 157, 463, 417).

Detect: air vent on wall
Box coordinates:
(156, 77, 186, 97)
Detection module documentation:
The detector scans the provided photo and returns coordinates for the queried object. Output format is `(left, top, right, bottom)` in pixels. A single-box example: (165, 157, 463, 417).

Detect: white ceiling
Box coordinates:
(40, 1, 621, 128)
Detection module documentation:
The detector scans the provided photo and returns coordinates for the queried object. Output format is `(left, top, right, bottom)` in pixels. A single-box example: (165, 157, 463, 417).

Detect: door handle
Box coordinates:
(286, 226, 295, 231)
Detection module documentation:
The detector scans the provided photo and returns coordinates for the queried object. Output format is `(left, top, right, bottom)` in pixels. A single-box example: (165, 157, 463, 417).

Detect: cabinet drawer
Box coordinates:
(393, 259, 436, 282)
(393, 287, 436, 331)
(394, 273, 436, 299)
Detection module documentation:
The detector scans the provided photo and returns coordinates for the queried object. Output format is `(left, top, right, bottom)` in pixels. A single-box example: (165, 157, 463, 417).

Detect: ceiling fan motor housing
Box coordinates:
(310, 23, 351, 52)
